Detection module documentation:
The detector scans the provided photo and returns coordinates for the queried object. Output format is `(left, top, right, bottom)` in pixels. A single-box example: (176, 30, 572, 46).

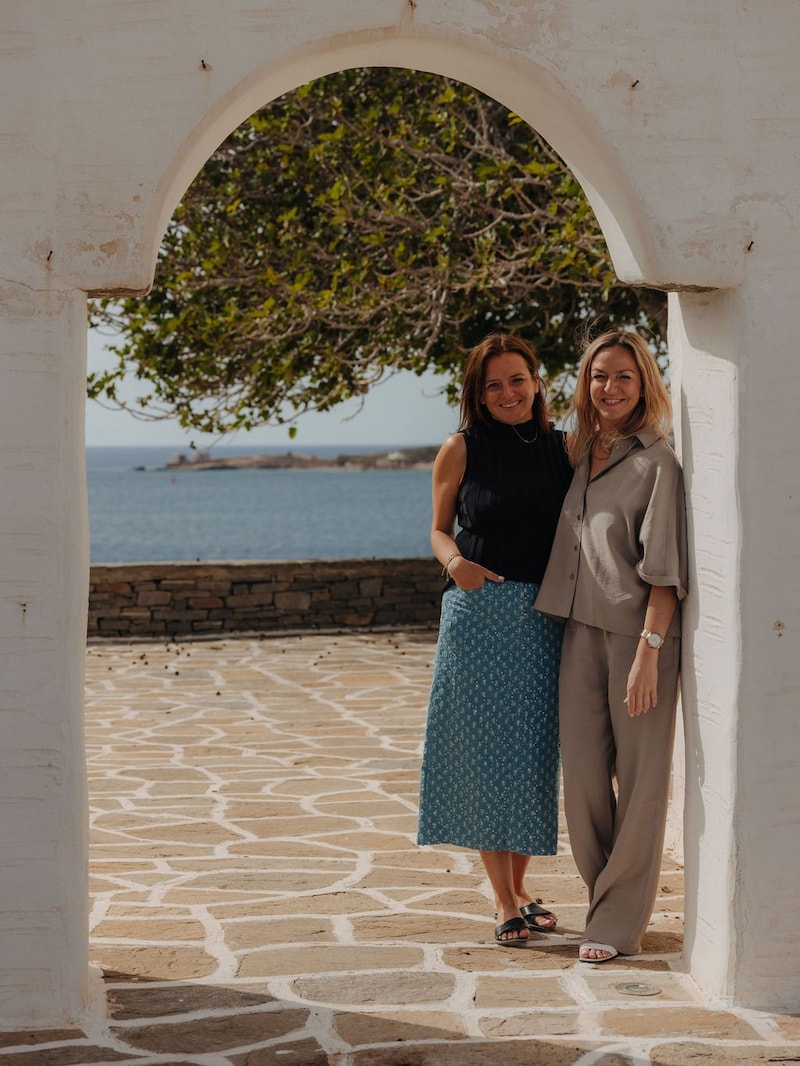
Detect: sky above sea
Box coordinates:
(86, 327, 459, 449)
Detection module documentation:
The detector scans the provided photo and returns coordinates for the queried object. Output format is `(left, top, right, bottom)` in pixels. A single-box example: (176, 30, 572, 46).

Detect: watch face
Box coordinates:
(646, 633, 663, 649)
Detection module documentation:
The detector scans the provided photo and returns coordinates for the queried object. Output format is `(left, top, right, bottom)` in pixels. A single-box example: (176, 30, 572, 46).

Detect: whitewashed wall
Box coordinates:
(0, 0, 798, 1025)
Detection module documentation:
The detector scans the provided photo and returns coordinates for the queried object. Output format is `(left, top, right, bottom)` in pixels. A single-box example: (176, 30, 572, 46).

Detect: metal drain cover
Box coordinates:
(615, 981, 662, 997)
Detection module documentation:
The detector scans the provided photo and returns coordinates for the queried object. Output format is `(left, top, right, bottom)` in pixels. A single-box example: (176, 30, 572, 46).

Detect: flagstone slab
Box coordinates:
(584, 971, 701, 1003)
(292, 971, 456, 1005)
(237, 944, 424, 978)
(91, 945, 217, 980)
(223, 917, 337, 949)
(478, 1010, 581, 1037)
(474, 975, 576, 1009)
(91, 918, 207, 941)
(603, 1006, 761, 1039)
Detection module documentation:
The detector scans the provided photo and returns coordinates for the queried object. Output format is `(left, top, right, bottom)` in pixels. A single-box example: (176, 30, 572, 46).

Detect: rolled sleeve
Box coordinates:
(636, 451, 689, 601)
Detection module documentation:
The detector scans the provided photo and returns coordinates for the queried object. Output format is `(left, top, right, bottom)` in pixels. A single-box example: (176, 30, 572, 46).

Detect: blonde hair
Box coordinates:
(566, 329, 672, 465)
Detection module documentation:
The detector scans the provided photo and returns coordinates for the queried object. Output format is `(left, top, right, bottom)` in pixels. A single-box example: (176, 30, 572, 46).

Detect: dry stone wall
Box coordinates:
(89, 559, 444, 639)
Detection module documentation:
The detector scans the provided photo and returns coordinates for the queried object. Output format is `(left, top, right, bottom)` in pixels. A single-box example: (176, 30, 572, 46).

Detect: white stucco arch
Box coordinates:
(139, 30, 660, 297)
(1, 0, 798, 1028)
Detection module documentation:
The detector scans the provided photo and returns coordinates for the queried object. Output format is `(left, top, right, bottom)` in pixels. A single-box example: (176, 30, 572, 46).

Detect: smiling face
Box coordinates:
(588, 344, 644, 432)
(481, 352, 539, 425)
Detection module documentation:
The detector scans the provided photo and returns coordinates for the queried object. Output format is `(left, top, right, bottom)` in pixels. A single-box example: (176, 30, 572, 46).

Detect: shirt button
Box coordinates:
(573, 545, 578, 551)
(569, 573, 575, 580)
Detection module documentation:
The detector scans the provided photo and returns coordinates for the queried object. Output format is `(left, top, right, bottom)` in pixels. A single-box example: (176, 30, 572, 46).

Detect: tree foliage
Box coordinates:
(89, 67, 665, 435)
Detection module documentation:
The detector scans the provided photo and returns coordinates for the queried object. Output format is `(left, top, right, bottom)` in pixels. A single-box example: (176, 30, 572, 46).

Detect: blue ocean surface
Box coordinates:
(86, 444, 435, 564)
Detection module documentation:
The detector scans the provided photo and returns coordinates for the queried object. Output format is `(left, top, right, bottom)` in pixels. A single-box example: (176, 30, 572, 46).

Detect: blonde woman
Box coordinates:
(536, 329, 688, 963)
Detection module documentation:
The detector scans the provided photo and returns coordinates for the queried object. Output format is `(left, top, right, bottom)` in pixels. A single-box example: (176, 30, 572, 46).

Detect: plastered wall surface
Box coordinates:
(0, 0, 798, 1025)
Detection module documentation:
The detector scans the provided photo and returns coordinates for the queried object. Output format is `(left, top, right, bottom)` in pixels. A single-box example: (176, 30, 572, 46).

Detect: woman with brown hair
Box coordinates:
(536, 328, 688, 963)
(417, 332, 573, 947)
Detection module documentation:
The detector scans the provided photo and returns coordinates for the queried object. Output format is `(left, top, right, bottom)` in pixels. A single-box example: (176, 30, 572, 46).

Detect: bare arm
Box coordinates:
(625, 583, 679, 717)
(430, 434, 504, 590)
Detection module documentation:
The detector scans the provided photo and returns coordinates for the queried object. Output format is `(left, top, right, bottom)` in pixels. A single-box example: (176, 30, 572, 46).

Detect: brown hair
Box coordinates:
(566, 329, 672, 464)
(458, 333, 554, 433)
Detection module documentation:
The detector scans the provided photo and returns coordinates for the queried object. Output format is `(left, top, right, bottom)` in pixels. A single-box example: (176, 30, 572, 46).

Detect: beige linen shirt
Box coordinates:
(534, 431, 688, 638)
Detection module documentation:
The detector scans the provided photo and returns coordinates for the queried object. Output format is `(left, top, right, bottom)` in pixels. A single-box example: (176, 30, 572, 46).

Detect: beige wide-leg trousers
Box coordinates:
(559, 619, 680, 955)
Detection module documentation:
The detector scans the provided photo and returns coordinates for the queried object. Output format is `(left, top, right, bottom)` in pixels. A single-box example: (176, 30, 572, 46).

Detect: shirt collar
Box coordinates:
(631, 429, 661, 448)
(577, 428, 663, 480)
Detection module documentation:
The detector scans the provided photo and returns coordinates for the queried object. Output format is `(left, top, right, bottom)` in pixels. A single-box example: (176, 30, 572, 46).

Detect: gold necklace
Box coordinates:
(592, 431, 617, 459)
(510, 422, 539, 444)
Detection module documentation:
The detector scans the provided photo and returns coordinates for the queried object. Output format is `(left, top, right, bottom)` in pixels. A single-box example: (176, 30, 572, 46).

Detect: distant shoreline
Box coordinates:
(164, 445, 438, 472)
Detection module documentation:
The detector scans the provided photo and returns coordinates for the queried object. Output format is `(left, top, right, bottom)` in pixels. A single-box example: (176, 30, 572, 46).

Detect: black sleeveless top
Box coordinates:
(452, 420, 573, 585)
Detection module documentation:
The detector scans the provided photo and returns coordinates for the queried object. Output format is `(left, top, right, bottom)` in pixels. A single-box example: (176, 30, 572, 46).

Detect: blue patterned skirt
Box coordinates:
(417, 580, 563, 854)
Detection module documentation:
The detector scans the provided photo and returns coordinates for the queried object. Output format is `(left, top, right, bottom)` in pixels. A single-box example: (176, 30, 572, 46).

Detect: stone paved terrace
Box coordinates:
(3, 631, 798, 1065)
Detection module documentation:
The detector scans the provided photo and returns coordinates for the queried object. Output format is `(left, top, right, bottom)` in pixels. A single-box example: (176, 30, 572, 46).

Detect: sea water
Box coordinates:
(86, 445, 434, 563)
